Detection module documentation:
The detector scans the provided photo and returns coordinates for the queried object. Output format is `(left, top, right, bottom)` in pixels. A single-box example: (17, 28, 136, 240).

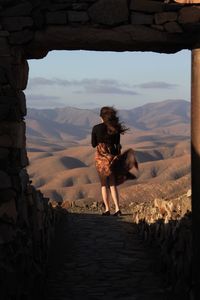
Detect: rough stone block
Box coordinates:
(0, 66, 8, 84)
(12, 59, 29, 90)
(151, 24, 164, 31)
(48, 3, 72, 11)
(18, 91, 27, 117)
(89, 0, 128, 25)
(155, 12, 177, 25)
(0, 223, 16, 243)
(164, 21, 183, 33)
(131, 12, 153, 25)
(0, 188, 16, 203)
(0, 170, 11, 188)
(0, 31, 9, 37)
(32, 9, 45, 29)
(0, 37, 10, 56)
(20, 148, 29, 168)
(68, 11, 89, 23)
(0, 3, 32, 16)
(0, 96, 20, 121)
(72, 3, 89, 10)
(9, 29, 34, 45)
(130, 0, 164, 13)
(178, 7, 200, 24)
(0, 121, 26, 148)
(0, 147, 9, 159)
(2, 17, 33, 32)
(163, 3, 182, 12)
(46, 12, 67, 25)
(0, 198, 17, 223)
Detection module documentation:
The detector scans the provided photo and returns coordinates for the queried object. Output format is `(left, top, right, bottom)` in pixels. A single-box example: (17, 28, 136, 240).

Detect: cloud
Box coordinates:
(76, 85, 137, 95)
(27, 77, 138, 96)
(135, 81, 178, 89)
(26, 94, 65, 108)
(27, 94, 61, 101)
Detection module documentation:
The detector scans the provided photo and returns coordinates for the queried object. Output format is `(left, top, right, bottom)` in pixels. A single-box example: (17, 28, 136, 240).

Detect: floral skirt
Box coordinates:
(95, 143, 138, 186)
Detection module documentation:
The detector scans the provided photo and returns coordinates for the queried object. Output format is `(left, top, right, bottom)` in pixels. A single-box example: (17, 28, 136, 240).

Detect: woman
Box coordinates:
(91, 106, 138, 216)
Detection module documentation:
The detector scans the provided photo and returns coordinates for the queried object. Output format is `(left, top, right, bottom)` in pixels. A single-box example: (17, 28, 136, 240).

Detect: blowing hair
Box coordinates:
(100, 106, 129, 135)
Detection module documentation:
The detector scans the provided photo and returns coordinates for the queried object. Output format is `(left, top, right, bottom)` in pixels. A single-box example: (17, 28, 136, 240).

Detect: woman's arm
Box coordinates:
(116, 133, 122, 154)
(91, 127, 97, 147)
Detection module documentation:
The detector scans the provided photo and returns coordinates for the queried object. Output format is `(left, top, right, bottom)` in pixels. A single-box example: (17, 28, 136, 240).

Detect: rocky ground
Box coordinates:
(43, 207, 172, 300)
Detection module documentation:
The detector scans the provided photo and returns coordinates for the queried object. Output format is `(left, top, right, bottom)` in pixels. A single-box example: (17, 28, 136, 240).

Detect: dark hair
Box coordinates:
(100, 106, 128, 135)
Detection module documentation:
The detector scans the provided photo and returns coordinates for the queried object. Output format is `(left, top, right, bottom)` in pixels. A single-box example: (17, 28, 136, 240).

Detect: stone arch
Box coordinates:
(1, 0, 200, 299)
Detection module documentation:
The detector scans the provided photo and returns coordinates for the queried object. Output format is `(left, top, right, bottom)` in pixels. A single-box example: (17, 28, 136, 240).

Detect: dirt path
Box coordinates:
(44, 211, 168, 300)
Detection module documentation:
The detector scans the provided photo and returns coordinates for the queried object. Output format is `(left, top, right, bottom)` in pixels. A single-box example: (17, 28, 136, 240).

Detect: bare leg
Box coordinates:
(110, 185, 120, 212)
(101, 186, 110, 212)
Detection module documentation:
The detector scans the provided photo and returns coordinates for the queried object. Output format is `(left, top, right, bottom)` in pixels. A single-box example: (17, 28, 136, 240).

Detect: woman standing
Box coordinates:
(91, 107, 138, 216)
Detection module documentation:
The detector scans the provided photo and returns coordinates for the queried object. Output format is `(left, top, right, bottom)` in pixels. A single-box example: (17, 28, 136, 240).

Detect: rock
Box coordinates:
(72, 3, 89, 10)
(48, 3, 72, 11)
(0, 96, 20, 121)
(88, 0, 128, 25)
(164, 21, 183, 33)
(0, 170, 11, 189)
(0, 31, 9, 37)
(2, 17, 33, 32)
(130, 0, 164, 13)
(0, 198, 17, 223)
(18, 91, 27, 117)
(0, 37, 10, 56)
(0, 121, 25, 148)
(12, 59, 29, 90)
(187, 189, 191, 197)
(32, 9, 45, 29)
(131, 12, 153, 25)
(155, 12, 177, 25)
(0, 2, 32, 16)
(178, 6, 200, 24)
(68, 11, 89, 23)
(46, 12, 67, 25)
(151, 24, 164, 31)
(0, 65, 8, 84)
(9, 29, 34, 45)
(0, 188, 16, 203)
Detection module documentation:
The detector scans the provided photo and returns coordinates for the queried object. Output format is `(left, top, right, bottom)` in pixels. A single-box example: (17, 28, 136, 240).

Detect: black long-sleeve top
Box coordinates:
(91, 123, 121, 155)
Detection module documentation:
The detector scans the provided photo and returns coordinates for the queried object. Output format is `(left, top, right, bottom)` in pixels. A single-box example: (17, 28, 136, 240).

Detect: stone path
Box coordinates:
(43, 211, 169, 300)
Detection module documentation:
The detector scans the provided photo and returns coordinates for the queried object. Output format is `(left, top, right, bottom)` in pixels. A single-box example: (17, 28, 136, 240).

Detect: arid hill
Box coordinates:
(26, 100, 191, 207)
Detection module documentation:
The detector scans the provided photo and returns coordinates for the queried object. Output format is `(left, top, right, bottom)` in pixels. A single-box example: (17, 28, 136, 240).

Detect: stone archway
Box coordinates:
(1, 0, 200, 299)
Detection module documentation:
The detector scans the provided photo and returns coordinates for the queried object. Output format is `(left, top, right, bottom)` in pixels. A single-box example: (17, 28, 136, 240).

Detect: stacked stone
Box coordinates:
(0, 6, 55, 298)
(132, 192, 192, 299)
(0, 1, 198, 58)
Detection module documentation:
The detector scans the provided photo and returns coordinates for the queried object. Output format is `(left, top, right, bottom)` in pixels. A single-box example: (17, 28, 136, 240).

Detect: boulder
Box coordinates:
(68, 11, 89, 23)
(131, 12, 154, 25)
(179, 6, 200, 24)
(89, 0, 128, 25)
(2, 17, 33, 32)
(130, 0, 164, 13)
(155, 12, 177, 25)
(46, 12, 67, 25)
(0, 2, 32, 16)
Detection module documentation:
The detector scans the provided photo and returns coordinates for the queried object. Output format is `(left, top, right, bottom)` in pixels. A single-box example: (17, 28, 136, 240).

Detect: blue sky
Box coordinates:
(26, 49, 191, 109)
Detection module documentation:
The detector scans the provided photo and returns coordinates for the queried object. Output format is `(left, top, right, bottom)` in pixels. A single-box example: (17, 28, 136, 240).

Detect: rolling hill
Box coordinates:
(26, 99, 191, 207)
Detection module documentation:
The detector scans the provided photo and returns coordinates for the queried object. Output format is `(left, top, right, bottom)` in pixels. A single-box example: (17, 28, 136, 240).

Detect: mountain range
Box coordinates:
(26, 99, 191, 206)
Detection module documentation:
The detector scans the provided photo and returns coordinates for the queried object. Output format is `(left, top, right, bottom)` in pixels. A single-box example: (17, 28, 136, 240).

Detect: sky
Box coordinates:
(26, 49, 191, 110)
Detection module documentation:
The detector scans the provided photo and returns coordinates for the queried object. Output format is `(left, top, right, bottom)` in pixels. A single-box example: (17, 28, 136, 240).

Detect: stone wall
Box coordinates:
(132, 191, 192, 299)
(0, 39, 56, 299)
(0, 0, 198, 299)
(0, 0, 198, 57)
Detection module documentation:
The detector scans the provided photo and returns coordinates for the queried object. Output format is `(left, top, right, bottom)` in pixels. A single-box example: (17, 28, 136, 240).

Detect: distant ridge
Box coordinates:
(26, 99, 190, 142)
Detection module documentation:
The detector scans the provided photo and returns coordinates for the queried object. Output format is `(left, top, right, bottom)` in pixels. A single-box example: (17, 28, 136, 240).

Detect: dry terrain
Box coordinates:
(26, 100, 191, 208)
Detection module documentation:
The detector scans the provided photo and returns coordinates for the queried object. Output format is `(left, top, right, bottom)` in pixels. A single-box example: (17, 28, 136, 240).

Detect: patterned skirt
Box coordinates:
(95, 143, 138, 186)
